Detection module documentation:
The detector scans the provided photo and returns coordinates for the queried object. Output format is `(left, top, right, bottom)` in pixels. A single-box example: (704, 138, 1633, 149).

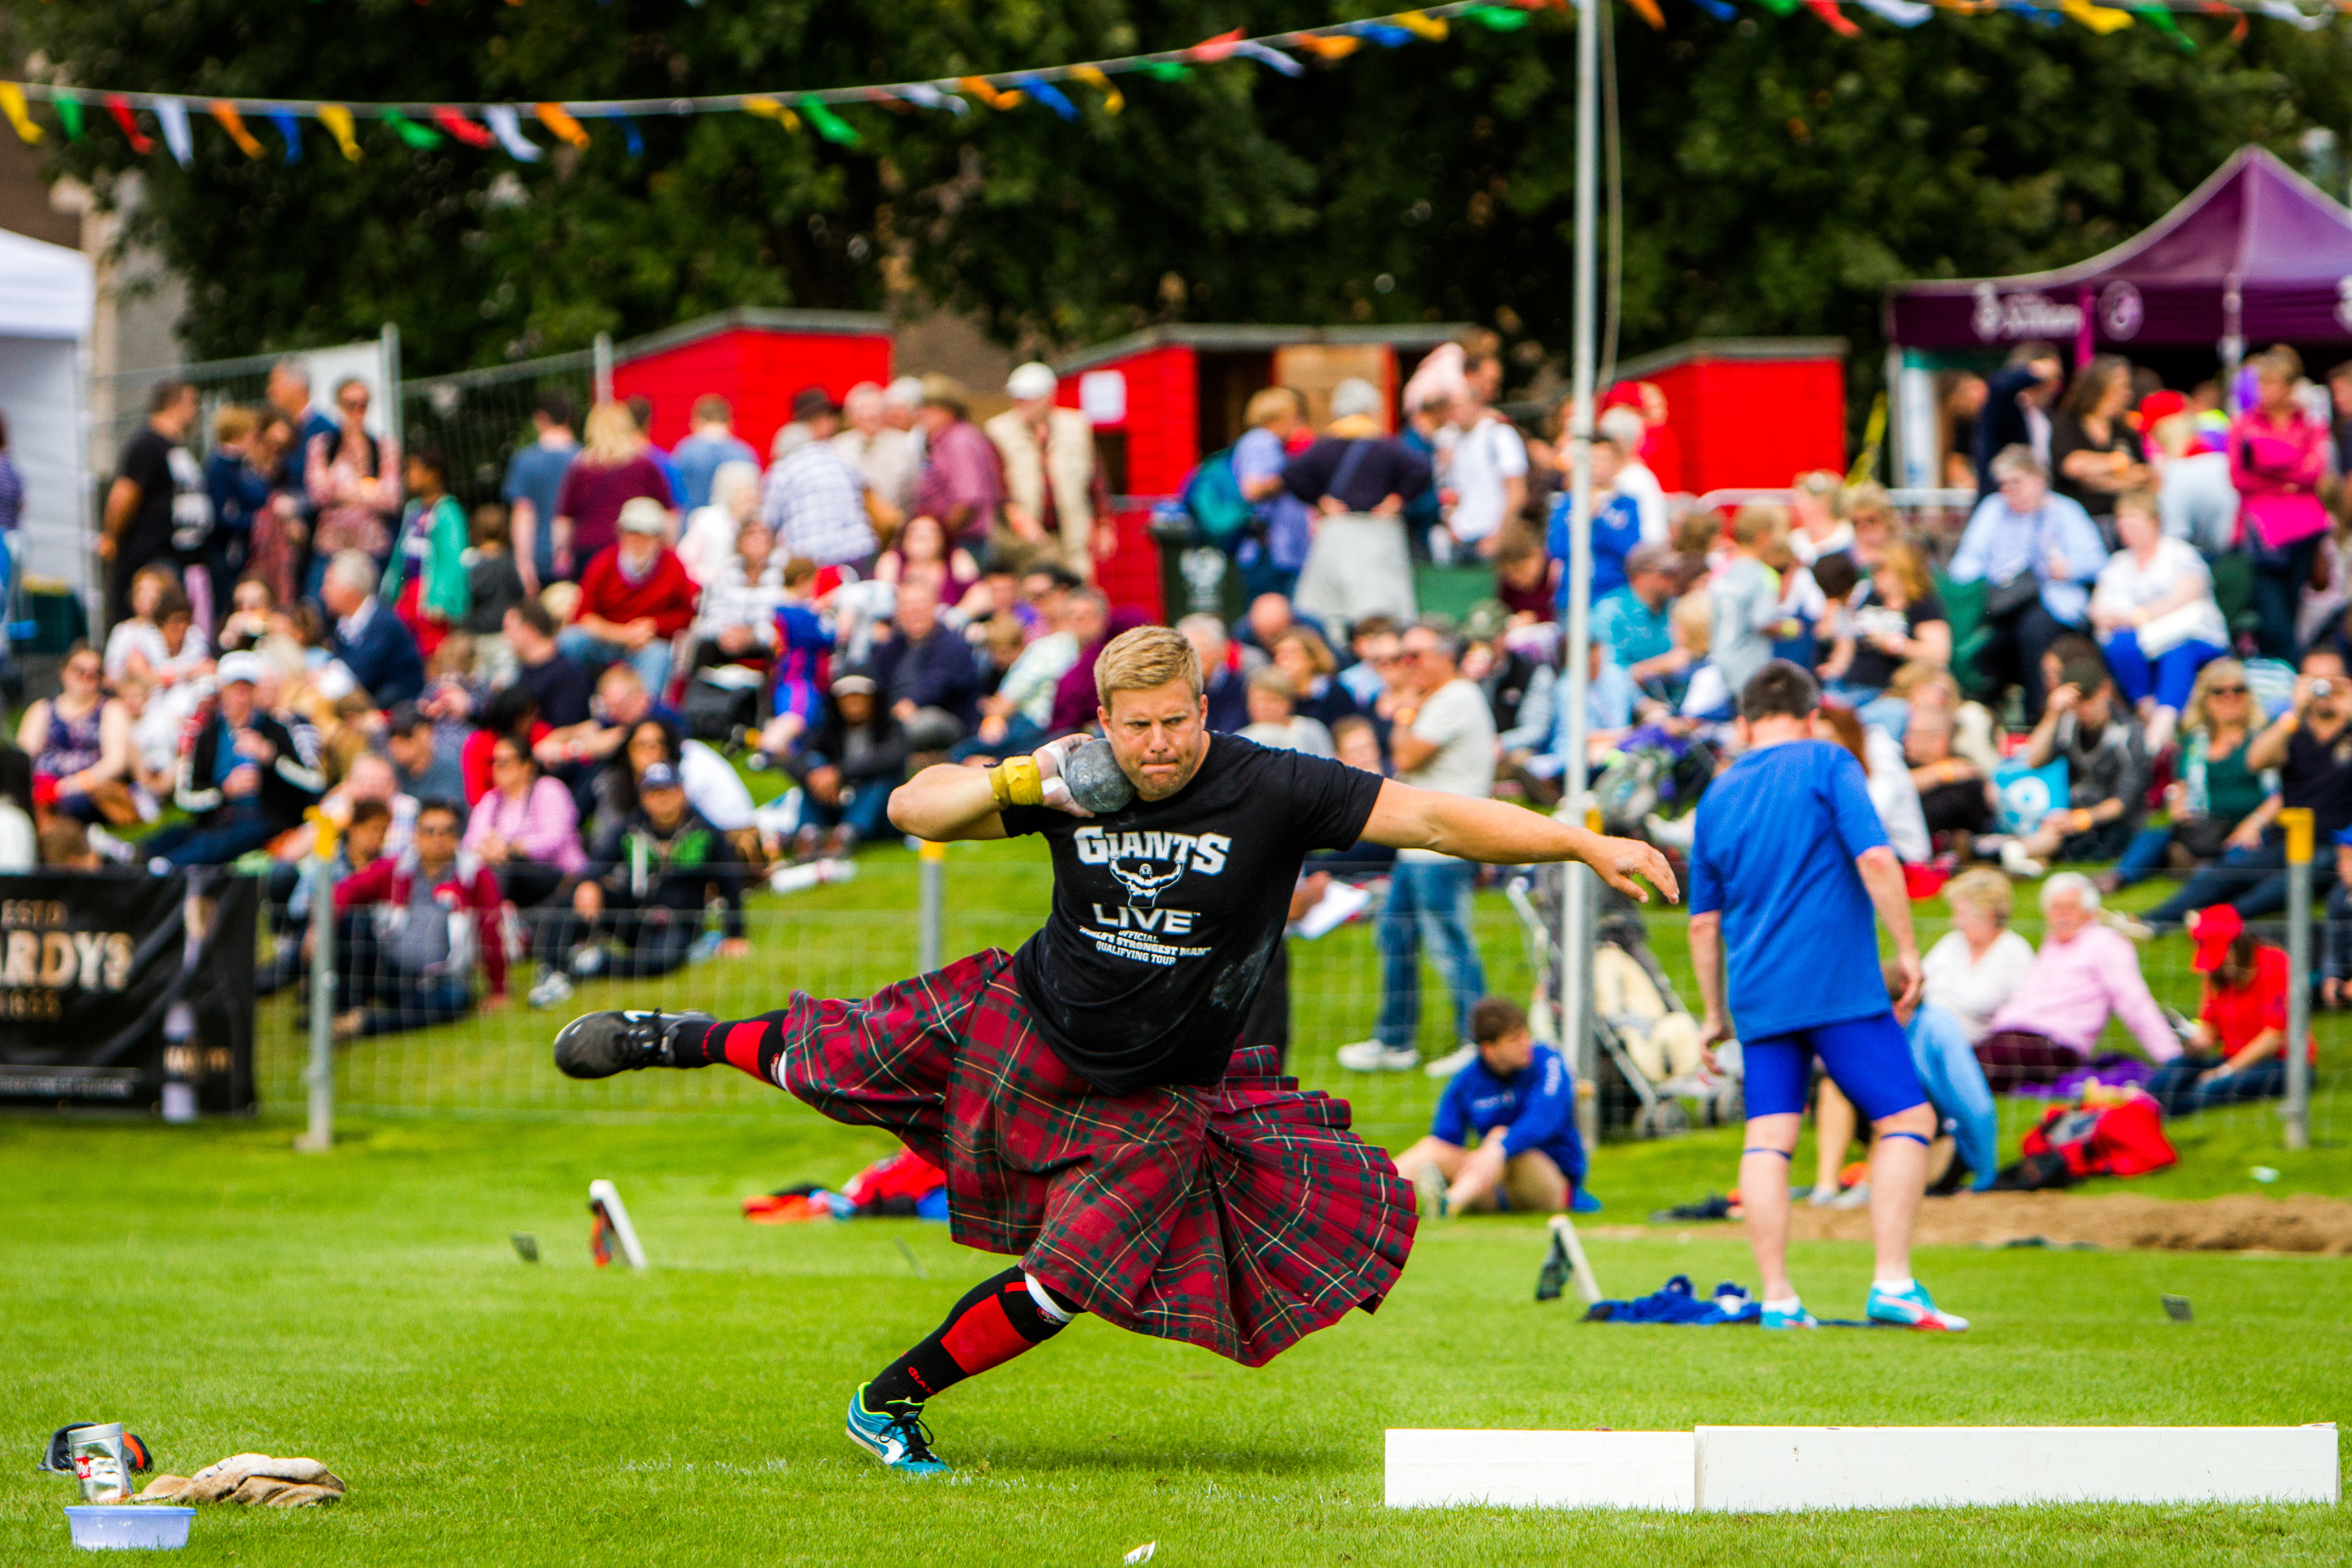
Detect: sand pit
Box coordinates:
(1780, 1191, 2352, 1254)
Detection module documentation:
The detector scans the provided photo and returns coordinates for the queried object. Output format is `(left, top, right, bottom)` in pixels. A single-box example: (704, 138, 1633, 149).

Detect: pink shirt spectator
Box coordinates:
(911, 417, 1003, 548)
(307, 428, 404, 559)
(464, 774, 587, 875)
(556, 454, 674, 567)
(1986, 924, 2178, 1060)
(2228, 407, 2329, 550)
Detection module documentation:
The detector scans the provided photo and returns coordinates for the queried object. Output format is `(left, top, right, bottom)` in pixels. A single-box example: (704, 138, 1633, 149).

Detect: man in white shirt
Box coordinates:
(1338, 619, 1497, 1076)
(1596, 405, 1668, 544)
(1441, 351, 1528, 560)
(833, 382, 921, 524)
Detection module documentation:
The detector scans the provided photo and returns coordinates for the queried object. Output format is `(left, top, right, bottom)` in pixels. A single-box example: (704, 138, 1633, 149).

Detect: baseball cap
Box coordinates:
(2138, 390, 2188, 427)
(618, 497, 668, 536)
(2186, 904, 2244, 973)
(638, 761, 683, 792)
(216, 651, 268, 687)
(830, 668, 878, 698)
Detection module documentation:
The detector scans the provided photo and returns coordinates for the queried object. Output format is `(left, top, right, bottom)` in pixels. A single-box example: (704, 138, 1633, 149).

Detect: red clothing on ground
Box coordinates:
(576, 545, 698, 640)
(2200, 945, 2315, 1063)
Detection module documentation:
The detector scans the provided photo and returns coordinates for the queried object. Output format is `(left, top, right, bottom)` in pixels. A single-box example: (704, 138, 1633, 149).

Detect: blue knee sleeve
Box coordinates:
(1742, 1147, 1793, 1159)
(1882, 1130, 1931, 1148)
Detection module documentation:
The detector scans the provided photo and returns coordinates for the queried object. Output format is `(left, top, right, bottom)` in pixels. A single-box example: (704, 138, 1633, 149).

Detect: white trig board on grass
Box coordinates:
(1385, 1426, 2338, 1512)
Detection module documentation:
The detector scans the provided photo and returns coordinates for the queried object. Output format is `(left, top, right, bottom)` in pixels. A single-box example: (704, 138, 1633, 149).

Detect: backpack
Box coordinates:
(1179, 446, 1256, 544)
(1993, 1095, 2176, 1191)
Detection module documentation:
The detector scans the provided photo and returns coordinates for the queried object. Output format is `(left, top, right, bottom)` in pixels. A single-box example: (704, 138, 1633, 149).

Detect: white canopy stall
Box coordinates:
(0, 227, 94, 627)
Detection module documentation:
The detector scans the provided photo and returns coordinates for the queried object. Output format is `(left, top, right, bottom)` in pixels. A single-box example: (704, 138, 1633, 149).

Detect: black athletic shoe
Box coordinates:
(552, 1010, 715, 1079)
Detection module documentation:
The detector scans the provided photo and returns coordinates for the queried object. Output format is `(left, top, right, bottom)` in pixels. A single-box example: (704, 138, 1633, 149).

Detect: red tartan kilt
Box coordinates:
(767, 948, 1417, 1367)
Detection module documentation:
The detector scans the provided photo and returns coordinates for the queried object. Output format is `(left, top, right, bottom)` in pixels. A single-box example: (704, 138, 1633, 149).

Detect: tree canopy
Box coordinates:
(9, 0, 2350, 396)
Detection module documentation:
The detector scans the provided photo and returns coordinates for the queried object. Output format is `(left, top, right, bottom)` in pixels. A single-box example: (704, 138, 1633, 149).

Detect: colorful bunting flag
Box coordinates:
(1011, 76, 1079, 119)
(957, 76, 1024, 110)
(56, 93, 83, 143)
(1069, 65, 1124, 113)
(1290, 30, 1365, 54)
(318, 104, 362, 160)
(269, 110, 302, 163)
(383, 110, 443, 149)
(799, 95, 862, 143)
(1140, 62, 1194, 80)
(1803, 0, 1865, 30)
(2132, 4, 2197, 45)
(0, 83, 41, 144)
(105, 95, 155, 153)
(1682, 0, 1740, 18)
(1356, 23, 1420, 43)
(616, 115, 645, 158)
(1396, 10, 1453, 38)
(1464, 5, 1537, 28)
(153, 97, 194, 166)
(431, 107, 497, 147)
(1855, 0, 1936, 22)
(2057, 0, 2138, 28)
(483, 105, 543, 160)
(1234, 40, 1307, 73)
(209, 102, 264, 158)
(1191, 27, 1246, 59)
(536, 102, 590, 148)
(897, 83, 968, 114)
(1623, 0, 1669, 28)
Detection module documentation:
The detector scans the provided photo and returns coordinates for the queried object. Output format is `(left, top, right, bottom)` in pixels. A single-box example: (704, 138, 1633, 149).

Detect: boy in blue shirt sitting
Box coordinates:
(1394, 997, 1588, 1217)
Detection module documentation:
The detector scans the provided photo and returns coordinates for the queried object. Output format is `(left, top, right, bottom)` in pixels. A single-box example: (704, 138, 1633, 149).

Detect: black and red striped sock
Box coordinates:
(666, 1014, 782, 1077)
(864, 1267, 1076, 1411)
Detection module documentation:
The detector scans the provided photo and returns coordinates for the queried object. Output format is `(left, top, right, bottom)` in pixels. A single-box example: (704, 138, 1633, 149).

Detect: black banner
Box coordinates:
(0, 870, 258, 1114)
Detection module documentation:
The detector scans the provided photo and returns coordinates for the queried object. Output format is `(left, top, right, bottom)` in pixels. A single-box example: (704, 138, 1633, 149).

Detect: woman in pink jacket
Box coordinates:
(2231, 345, 2330, 661)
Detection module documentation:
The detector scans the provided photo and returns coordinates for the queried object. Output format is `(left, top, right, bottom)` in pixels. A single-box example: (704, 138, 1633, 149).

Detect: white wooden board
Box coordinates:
(1384, 1430, 1696, 1510)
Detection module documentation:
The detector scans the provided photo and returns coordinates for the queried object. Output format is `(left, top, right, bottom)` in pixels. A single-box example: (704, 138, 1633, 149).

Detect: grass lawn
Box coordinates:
(5, 838, 2349, 1562)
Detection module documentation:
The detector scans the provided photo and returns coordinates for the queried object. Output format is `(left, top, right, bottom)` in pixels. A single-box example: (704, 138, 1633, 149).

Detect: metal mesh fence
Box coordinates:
(244, 857, 2345, 1159)
(396, 348, 598, 514)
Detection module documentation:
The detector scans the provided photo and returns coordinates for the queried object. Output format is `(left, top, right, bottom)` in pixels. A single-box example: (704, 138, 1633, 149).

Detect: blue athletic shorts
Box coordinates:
(1743, 1011, 1927, 1124)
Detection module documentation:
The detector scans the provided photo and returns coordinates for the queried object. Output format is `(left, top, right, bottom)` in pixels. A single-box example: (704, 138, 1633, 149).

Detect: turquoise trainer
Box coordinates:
(1760, 1301, 1818, 1329)
(845, 1384, 950, 1475)
(1866, 1281, 1969, 1331)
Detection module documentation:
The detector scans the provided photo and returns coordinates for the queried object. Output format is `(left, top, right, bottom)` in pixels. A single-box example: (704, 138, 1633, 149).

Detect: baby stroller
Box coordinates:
(1506, 864, 1743, 1139)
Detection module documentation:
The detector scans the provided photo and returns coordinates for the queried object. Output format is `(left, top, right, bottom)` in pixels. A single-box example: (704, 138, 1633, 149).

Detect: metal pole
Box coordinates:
(296, 836, 336, 1153)
(1558, 0, 1603, 1149)
(918, 838, 945, 973)
(379, 322, 403, 452)
(592, 332, 615, 407)
(2282, 807, 2313, 1153)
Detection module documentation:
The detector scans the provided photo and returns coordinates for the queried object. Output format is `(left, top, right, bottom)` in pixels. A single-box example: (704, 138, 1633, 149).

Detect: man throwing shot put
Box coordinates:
(552, 626, 1678, 1473)
(1689, 661, 1968, 1332)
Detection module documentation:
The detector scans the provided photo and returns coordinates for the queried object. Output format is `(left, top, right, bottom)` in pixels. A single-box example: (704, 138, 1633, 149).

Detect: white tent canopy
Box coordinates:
(0, 227, 94, 611)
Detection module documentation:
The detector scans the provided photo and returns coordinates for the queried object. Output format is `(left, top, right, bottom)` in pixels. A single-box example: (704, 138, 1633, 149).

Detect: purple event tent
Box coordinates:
(1887, 146, 2352, 361)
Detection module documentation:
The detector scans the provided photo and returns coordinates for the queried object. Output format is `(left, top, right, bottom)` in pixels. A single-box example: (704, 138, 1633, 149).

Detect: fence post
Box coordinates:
(1567, 807, 1601, 1150)
(295, 815, 338, 1153)
(592, 332, 615, 407)
(918, 838, 945, 974)
(2282, 806, 2313, 1153)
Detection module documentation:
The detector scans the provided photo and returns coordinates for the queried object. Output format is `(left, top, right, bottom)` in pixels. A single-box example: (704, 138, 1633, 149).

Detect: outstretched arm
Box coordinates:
(888, 764, 1011, 843)
(1360, 780, 1680, 905)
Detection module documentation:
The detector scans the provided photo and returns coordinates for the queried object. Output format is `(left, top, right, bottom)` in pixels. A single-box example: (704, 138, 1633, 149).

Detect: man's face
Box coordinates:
(1249, 594, 1292, 645)
(1015, 394, 1053, 423)
(1904, 717, 1952, 765)
(1181, 624, 1226, 674)
(2045, 889, 2092, 942)
(346, 816, 390, 866)
(266, 367, 307, 417)
(1400, 630, 1454, 688)
(161, 388, 199, 437)
(503, 608, 544, 661)
(2308, 655, 2348, 723)
(642, 785, 687, 830)
(218, 681, 256, 724)
(1632, 566, 1673, 606)
(838, 691, 874, 726)
(1100, 681, 1210, 803)
(1064, 596, 1106, 645)
(846, 393, 885, 436)
(346, 759, 393, 803)
(884, 399, 918, 432)
(1479, 1027, 1535, 1076)
(415, 812, 462, 866)
(619, 533, 659, 571)
(601, 677, 649, 726)
(1996, 470, 2047, 512)
(916, 404, 954, 438)
(899, 586, 939, 640)
(323, 578, 362, 618)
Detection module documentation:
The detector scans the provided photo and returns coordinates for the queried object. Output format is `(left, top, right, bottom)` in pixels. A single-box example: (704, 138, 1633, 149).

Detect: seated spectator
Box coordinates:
(1920, 867, 2035, 1042)
(2104, 658, 2271, 895)
(330, 799, 505, 1038)
(600, 711, 756, 843)
(676, 459, 762, 587)
(1594, 544, 1689, 699)
(685, 518, 789, 671)
(874, 512, 981, 614)
(504, 600, 595, 729)
(309, 752, 417, 861)
(1177, 613, 1251, 733)
(770, 558, 838, 732)
(2150, 905, 2306, 1116)
(1468, 611, 1553, 746)
(113, 674, 179, 809)
(1238, 667, 1336, 758)
(1270, 625, 1360, 730)
(2147, 393, 2237, 556)
(102, 565, 184, 684)
(216, 576, 277, 653)
(1336, 615, 1401, 707)
(562, 497, 698, 695)
(465, 732, 587, 912)
(1815, 962, 1998, 1200)
(1821, 703, 1930, 864)
(2004, 642, 2151, 875)
(19, 644, 139, 826)
(146, 652, 324, 867)
(2146, 647, 2352, 930)
(322, 550, 426, 707)
(788, 668, 911, 858)
(2088, 488, 2227, 752)
(1513, 639, 1643, 802)
(1391, 997, 1586, 1214)
(1823, 539, 1949, 701)
(1842, 481, 1898, 571)
(1711, 504, 1794, 702)
(1670, 590, 1733, 721)
(1903, 707, 1993, 846)
(1786, 467, 1852, 567)
(1493, 528, 1556, 624)
(1946, 444, 2105, 723)
(553, 761, 749, 982)
(383, 446, 471, 660)
(955, 587, 1093, 764)
(872, 578, 982, 751)
(258, 794, 396, 995)
(1975, 873, 2178, 1090)
(1886, 660, 2001, 765)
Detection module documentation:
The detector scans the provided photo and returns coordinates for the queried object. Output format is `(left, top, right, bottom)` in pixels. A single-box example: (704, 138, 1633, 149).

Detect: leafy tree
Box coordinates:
(8, 0, 2350, 412)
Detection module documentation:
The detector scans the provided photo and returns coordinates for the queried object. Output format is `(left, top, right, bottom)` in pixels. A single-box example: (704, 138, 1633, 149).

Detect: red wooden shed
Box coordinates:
(1606, 337, 1848, 497)
(613, 307, 894, 460)
(1050, 322, 1472, 620)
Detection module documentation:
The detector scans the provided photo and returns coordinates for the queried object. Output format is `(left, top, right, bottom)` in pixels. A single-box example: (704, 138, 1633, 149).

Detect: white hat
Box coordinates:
(883, 375, 926, 409)
(1331, 378, 1384, 421)
(216, 651, 268, 687)
(618, 497, 669, 536)
(1005, 362, 1058, 401)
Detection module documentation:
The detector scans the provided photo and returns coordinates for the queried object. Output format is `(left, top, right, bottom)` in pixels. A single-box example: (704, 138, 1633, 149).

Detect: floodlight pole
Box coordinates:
(1558, 0, 1603, 1149)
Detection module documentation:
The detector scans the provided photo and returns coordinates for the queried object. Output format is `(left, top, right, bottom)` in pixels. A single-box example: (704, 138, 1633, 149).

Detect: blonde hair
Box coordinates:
(1670, 589, 1712, 656)
(1247, 665, 1297, 703)
(1843, 481, 1894, 531)
(581, 401, 642, 467)
(1943, 866, 2012, 925)
(214, 405, 259, 445)
(1876, 539, 1932, 604)
(1272, 624, 1338, 678)
(2182, 657, 2250, 737)
(1094, 625, 1203, 707)
(1245, 385, 1302, 429)
(1732, 503, 1789, 547)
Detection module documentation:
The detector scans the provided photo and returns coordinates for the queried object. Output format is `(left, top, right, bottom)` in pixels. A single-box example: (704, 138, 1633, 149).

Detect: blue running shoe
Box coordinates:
(846, 1385, 950, 1476)
(1867, 1281, 1969, 1332)
(1760, 1301, 1818, 1330)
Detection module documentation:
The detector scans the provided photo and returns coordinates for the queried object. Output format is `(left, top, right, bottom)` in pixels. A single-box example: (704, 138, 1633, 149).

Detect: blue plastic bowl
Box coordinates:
(65, 1505, 195, 1551)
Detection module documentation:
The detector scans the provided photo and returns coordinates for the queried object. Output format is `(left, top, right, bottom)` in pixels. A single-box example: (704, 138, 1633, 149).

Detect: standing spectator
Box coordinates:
(502, 392, 579, 595)
(100, 381, 203, 631)
(322, 550, 425, 707)
(1604, 378, 1683, 494)
(624, 395, 682, 499)
(145, 651, 324, 867)
(1711, 504, 1794, 703)
(386, 700, 467, 804)
(870, 578, 981, 751)
(1595, 405, 1666, 545)
(383, 447, 470, 661)
(305, 378, 401, 601)
(2089, 489, 2227, 750)
(2231, 345, 2332, 660)
(2002, 645, 2151, 874)
(1548, 426, 1647, 607)
(1178, 613, 1252, 732)
(676, 461, 761, 588)
(1286, 379, 1434, 637)
(1947, 446, 2106, 723)
(464, 504, 529, 657)
(787, 669, 911, 858)
(1941, 372, 1988, 491)
(505, 601, 595, 729)
(1232, 386, 1315, 602)
(200, 406, 273, 634)
(1494, 530, 1556, 625)
(562, 498, 698, 695)
(1974, 340, 2065, 497)
(1337, 620, 1493, 1077)
(910, 376, 1005, 552)
(2051, 354, 2149, 535)
(763, 387, 878, 571)
(559, 761, 749, 979)
(264, 359, 337, 561)
(2147, 648, 2352, 928)
(1392, 997, 1585, 1215)
(834, 381, 920, 529)
(1974, 874, 2177, 1090)
(1442, 351, 1528, 560)
(2104, 660, 2271, 895)
(669, 395, 757, 513)
(552, 401, 674, 584)
(2151, 905, 2306, 1116)
(987, 362, 1112, 576)
(330, 799, 505, 1038)
(1919, 867, 2035, 1043)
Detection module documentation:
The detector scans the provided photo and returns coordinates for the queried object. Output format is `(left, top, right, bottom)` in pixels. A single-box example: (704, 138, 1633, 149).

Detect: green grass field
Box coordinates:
(4, 839, 2349, 1563)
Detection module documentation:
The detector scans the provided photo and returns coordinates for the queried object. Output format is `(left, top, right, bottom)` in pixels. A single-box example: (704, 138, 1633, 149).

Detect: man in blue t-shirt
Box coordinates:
(1688, 660, 1967, 1332)
(501, 393, 579, 594)
(1394, 997, 1588, 1216)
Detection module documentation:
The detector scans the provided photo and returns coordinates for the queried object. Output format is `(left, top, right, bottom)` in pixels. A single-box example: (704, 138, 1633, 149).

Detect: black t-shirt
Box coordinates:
(2050, 413, 2144, 520)
(1003, 735, 1384, 1094)
(2283, 723, 2352, 838)
(1844, 587, 1948, 693)
(515, 651, 595, 728)
(115, 428, 182, 569)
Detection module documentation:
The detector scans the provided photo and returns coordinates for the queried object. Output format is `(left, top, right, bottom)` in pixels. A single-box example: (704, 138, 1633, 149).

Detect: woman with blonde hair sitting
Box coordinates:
(2099, 657, 2273, 896)
(1919, 867, 2035, 1042)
